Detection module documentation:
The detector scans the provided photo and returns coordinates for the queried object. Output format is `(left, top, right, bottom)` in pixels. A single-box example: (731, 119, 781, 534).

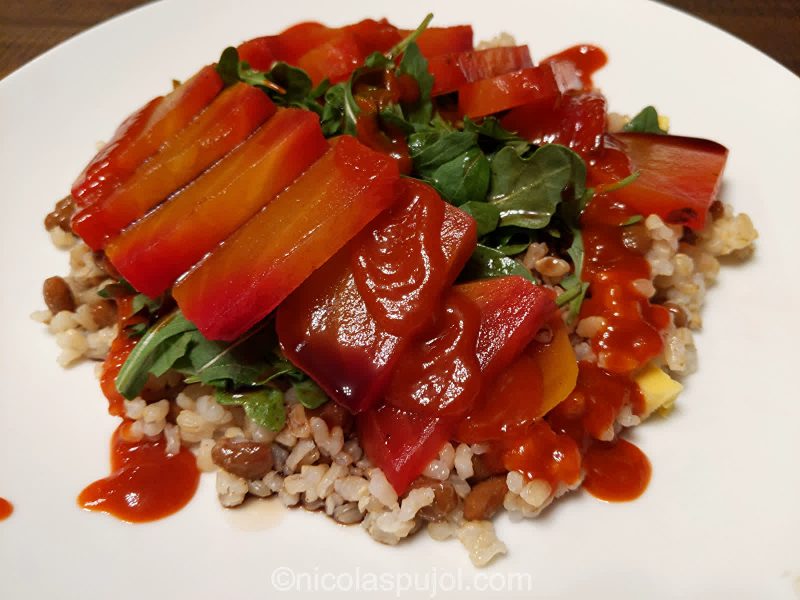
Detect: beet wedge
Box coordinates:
(71, 65, 223, 209)
(462, 276, 557, 384)
(404, 25, 473, 57)
(607, 133, 728, 230)
(429, 45, 533, 96)
(501, 92, 607, 157)
(297, 31, 366, 86)
(276, 182, 477, 414)
(106, 109, 327, 298)
(174, 136, 401, 341)
(385, 276, 557, 417)
(72, 83, 275, 250)
(458, 61, 581, 119)
(358, 404, 455, 495)
(359, 276, 557, 494)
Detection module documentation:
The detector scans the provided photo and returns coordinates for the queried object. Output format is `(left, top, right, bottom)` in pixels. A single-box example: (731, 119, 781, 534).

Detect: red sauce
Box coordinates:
(583, 438, 651, 501)
(544, 45, 607, 89)
(579, 192, 670, 374)
(352, 182, 446, 336)
(353, 69, 419, 174)
(500, 421, 583, 489)
(488, 132, 671, 501)
(86, 295, 198, 522)
(548, 361, 645, 442)
(386, 290, 482, 416)
(78, 422, 199, 522)
(457, 350, 545, 443)
(99, 295, 146, 415)
(0, 497, 13, 520)
(100, 334, 137, 416)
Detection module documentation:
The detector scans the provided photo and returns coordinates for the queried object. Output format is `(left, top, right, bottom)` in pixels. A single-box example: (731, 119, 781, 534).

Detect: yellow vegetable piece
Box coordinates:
(530, 322, 579, 417)
(657, 114, 670, 132)
(635, 363, 683, 418)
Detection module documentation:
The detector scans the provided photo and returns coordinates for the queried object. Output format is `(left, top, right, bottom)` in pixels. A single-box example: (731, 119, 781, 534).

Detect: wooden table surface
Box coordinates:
(2, 0, 798, 79)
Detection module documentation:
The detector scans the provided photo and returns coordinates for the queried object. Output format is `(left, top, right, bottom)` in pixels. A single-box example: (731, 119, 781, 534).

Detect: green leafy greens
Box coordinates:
(623, 106, 668, 134)
(210, 13, 665, 332)
(488, 145, 586, 230)
(114, 311, 324, 431)
(460, 245, 536, 283)
(215, 388, 286, 432)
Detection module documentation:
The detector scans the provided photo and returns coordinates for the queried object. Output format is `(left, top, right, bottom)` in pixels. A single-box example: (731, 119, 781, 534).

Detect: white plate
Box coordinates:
(1, 0, 798, 598)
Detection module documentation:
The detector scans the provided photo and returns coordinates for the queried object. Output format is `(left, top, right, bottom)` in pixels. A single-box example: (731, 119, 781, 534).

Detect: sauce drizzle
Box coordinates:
(98, 295, 147, 416)
(0, 497, 13, 520)
(544, 44, 608, 89)
(84, 295, 199, 522)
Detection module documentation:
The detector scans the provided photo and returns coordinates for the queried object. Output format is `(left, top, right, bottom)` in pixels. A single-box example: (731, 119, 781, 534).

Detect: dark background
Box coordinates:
(1, 0, 798, 79)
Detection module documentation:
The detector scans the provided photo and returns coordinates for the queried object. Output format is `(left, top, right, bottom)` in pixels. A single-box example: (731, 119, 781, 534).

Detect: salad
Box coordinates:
(29, 15, 757, 566)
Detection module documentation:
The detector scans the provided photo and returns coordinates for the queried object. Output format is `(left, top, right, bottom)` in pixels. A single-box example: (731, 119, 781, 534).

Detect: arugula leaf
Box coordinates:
(408, 129, 492, 204)
(556, 274, 588, 320)
(292, 380, 328, 409)
(482, 228, 536, 256)
(595, 171, 640, 196)
(364, 51, 391, 69)
(396, 42, 433, 125)
(460, 244, 536, 283)
(97, 279, 135, 299)
(496, 242, 530, 256)
(341, 73, 362, 136)
(215, 48, 324, 113)
(386, 13, 433, 61)
(623, 106, 668, 134)
(115, 311, 198, 399)
(320, 83, 347, 137)
(428, 147, 490, 205)
(216, 47, 240, 86)
(116, 311, 285, 398)
(125, 323, 148, 338)
(309, 79, 331, 99)
(216, 48, 286, 94)
(463, 116, 529, 154)
(459, 201, 500, 237)
(130, 293, 162, 317)
(409, 130, 478, 173)
(265, 63, 315, 104)
(261, 354, 308, 384)
(216, 389, 286, 432)
(489, 145, 586, 230)
(148, 332, 196, 378)
(463, 117, 521, 142)
(317, 15, 434, 136)
(429, 113, 456, 132)
(557, 228, 589, 325)
(379, 106, 417, 134)
(621, 214, 644, 226)
(178, 325, 273, 388)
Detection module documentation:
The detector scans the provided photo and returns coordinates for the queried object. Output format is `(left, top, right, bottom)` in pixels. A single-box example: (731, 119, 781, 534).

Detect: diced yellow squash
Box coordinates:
(658, 115, 670, 132)
(530, 321, 579, 417)
(635, 363, 683, 418)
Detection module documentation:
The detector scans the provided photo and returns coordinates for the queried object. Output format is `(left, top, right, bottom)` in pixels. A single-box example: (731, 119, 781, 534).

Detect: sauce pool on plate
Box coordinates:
(583, 438, 651, 502)
(78, 422, 199, 522)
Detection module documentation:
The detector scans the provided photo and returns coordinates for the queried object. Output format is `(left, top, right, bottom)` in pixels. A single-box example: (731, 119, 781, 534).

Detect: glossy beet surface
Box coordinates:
(106, 109, 327, 297)
(72, 83, 275, 249)
(277, 182, 476, 414)
(428, 45, 532, 96)
(71, 65, 223, 209)
(174, 136, 401, 341)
